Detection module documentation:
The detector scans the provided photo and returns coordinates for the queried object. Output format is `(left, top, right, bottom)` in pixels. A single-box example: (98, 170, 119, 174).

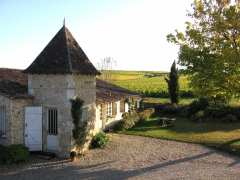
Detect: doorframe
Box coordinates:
(24, 106, 43, 151)
(46, 107, 59, 152)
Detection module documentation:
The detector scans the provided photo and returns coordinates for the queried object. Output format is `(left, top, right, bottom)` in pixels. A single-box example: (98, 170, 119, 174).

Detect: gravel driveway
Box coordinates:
(1, 134, 240, 180)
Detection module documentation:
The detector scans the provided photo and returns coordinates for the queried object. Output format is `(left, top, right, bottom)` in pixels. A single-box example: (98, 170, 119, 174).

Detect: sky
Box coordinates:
(0, 0, 193, 71)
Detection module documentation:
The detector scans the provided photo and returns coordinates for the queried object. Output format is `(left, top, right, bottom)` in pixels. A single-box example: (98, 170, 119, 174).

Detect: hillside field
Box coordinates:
(99, 70, 191, 96)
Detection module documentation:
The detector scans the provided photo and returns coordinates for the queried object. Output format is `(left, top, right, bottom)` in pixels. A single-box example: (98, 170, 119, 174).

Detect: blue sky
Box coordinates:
(0, 0, 192, 71)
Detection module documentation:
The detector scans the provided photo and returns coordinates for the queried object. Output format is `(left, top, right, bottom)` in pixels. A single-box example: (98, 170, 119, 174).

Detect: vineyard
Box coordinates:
(99, 70, 193, 98)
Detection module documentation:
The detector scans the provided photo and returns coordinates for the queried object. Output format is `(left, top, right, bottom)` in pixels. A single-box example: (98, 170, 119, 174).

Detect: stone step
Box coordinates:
(31, 151, 56, 160)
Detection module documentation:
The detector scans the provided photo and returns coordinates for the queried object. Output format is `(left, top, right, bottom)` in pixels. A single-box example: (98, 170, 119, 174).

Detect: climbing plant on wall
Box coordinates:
(70, 97, 89, 148)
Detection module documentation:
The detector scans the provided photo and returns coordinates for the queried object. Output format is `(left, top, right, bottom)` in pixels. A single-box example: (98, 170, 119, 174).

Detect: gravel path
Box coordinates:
(1, 134, 240, 180)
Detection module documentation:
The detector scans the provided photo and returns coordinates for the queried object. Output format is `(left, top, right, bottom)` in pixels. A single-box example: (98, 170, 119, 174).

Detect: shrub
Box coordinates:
(0, 145, 8, 164)
(155, 104, 182, 116)
(7, 145, 29, 164)
(138, 108, 155, 121)
(191, 110, 205, 122)
(179, 90, 195, 98)
(177, 106, 189, 118)
(221, 114, 238, 123)
(192, 105, 240, 123)
(91, 131, 109, 149)
(204, 105, 230, 119)
(188, 98, 209, 116)
(0, 144, 29, 164)
(113, 111, 140, 131)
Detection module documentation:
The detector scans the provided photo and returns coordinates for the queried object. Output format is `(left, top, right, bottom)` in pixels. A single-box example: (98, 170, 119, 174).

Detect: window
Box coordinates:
(48, 108, 58, 135)
(100, 105, 103, 120)
(0, 106, 6, 137)
(107, 103, 113, 117)
(82, 107, 88, 121)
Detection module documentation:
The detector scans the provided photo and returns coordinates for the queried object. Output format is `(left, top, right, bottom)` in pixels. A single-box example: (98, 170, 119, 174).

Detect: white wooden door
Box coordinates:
(25, 107, 42, 151)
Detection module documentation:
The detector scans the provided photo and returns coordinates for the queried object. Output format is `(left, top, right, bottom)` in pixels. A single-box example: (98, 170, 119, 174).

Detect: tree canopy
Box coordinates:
(167, 0, 240, 103)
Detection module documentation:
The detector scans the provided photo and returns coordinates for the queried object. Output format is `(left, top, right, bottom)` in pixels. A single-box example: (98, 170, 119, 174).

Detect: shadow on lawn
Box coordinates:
(130, 117, 240, 134)
(1, 150, 239, 180)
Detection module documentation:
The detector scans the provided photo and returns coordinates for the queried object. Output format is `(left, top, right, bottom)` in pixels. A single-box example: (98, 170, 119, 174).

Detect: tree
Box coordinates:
(97, 57, 117, 81)
(165, 61, 179, 104)
(167, 0, 240, 104)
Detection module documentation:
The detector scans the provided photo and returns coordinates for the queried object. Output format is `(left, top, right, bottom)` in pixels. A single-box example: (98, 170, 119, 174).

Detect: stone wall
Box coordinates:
(73, 75, 97, 150)
(0, 95, 32, 146)
(10, 98, 33, 144)
(28, 74, 97, 157)
(28, 75, 74, 157)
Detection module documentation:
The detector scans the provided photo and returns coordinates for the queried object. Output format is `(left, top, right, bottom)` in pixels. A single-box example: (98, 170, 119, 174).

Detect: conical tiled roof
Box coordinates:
(24, 25, 100, 75)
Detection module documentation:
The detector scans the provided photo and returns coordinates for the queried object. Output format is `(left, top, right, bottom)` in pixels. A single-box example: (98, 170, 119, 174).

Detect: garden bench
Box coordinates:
(159, 117, 176, 127)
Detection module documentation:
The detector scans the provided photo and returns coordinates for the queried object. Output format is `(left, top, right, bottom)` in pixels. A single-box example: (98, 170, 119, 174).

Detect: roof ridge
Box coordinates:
(64, 27, 73, 73)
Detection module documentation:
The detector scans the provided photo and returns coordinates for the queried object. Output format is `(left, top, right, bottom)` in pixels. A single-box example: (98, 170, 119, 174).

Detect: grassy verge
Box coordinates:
(121, 118, 240, 156)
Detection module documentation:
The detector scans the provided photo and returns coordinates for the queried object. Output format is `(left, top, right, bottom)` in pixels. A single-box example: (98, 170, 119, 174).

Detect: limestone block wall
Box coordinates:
(73, 75, 96, 130)
(28, 74, 74, 156)
(28, 74, 97, 157)
(10, 98, 33, 144)
(73, 75, 96, 106)
(0, 95, 11, 145)
(0, 95, 32, 146)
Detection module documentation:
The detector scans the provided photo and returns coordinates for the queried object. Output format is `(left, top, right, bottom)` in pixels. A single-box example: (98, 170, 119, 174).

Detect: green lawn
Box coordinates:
(122, 118, 240, 155)
(104, 70, 240, 155)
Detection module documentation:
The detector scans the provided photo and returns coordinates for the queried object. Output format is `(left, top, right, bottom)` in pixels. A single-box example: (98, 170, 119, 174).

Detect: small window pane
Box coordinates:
(0, 106, 6, 137)
(100, 105, 103, 120)
(107, 103, 113, 117)
(48, 108, 58, 135)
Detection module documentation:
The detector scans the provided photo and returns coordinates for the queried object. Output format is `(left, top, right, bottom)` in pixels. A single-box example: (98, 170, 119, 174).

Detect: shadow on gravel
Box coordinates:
(2, 150, 238, 180)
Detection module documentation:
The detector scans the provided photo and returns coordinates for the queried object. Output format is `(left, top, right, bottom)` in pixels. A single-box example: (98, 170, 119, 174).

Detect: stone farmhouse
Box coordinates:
(0, 25, 141, 157)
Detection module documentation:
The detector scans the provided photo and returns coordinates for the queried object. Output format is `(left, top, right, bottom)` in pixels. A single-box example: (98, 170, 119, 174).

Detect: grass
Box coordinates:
(103, 70, 240, 155)
(99, 70, 191, 95)
(122, 118, 240, 155)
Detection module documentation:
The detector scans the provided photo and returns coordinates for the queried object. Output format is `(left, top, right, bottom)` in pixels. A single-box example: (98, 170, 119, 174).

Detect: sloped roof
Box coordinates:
(96, 79, 140, 104)
(24, 26, 100, 75)
(0, 68, 27, 85)
(0, 68, 31, 99)
(0, 80, 31, 99)
(96, 79, 139, 96)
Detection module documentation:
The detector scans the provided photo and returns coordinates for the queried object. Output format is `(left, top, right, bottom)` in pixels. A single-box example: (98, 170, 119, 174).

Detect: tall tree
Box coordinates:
(167, 0, 240, 104)
(165, 61, 179, 104)
(97, 57, 117, 81)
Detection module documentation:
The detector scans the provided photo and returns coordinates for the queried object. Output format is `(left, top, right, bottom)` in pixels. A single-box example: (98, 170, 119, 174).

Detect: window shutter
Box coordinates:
(120, 100, 125, 112)
(112, 102, 117, 116)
